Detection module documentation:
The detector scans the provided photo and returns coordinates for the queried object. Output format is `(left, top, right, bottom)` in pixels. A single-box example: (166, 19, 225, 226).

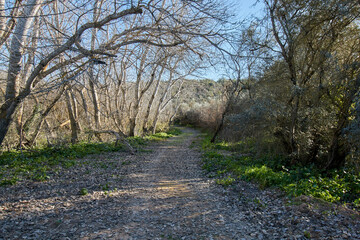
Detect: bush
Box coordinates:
(201, 135, 360, 206)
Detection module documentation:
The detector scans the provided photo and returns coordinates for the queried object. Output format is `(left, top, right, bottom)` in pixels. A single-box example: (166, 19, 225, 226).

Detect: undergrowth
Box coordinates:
(201, 135, 360, 207)
(144, 127, 182, 141)
(0, 127, 182, 186)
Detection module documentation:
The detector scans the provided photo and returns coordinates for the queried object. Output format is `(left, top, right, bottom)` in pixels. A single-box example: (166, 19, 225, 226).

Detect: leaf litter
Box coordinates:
(0, 128, 359, 239)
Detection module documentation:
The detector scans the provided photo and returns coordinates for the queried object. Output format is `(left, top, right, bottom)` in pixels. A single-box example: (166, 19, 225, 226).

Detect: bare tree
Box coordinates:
(0, 0, 22, 47)
(0, 0, 231, 147)
(0, 3, 143, 145)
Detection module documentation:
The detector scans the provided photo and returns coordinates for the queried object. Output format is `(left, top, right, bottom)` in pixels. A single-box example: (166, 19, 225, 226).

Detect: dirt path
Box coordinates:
(113, 128, 251, 239)
(0, 127, 359, 239)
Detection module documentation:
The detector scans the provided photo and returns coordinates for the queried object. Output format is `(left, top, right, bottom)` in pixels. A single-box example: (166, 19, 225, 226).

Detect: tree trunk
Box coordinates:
(15, 102, 25, 148)
(289, 94, 300, 153)
(326, 102, 352, 169)
(128, 47, 156, 136)
(65, 88, 78, 144)
(113, 60, 127, 132)
(79, 87, 92, 127)
(0, 0, 42, 146)
(142, 66, 164, 135)
(211, 78, 242, 143)
(0, 0, 5, 36)
(88, 0, 102, 133)
(151, 108, 160, 135)
(326, 133, 347, 170)
(28, 86, 65, 146)
(210, 103, 227, 143)
(128, 118, 136, 137)
(326, 74, 360, 169)
(0, 0, 22, 47)
(128, 101, 140, 137)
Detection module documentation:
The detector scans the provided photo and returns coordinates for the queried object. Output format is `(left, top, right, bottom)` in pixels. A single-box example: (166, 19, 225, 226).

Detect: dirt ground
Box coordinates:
(0, 127, 359, 239)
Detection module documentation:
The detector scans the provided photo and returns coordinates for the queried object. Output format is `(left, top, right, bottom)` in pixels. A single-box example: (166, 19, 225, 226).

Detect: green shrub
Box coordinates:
(145, 132, 172, 141)
(166, 127, 182, 136)
(79, 188, 88, 196)
(201, 135, 360, 205)
(145, 128, 183, 141)
(243, 165, 289, 187)
(127, 136, 147, 148)
(216, 176, 236, 186)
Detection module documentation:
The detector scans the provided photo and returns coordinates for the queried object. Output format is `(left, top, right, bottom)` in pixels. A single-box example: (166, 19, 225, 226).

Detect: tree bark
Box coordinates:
(28, 86, 65, 146)
(86, 130, 135, 155)
(128, 47, 155, 136)
(88, 0, 102, 133)
(65, 87, 78, 144)
(0, 0, 42, 145)
(0, 0, 5, 37)
(79, 87, 92, 127)
(0, 0, 22, 47)
(211, 100, 229, 143)
(142, 68, 163, 134)
(326, 75, 360, 169)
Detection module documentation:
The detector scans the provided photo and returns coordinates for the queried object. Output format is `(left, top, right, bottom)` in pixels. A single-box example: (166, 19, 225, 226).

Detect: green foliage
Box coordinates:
(79, 188, 88, 196)
(243, 166, 288, 188)
(101, 183, 110, 191)
(213, 139, 257, 153)
(166, 127, 182, 136)
(127, 136, 147, 148)
(0, 127, 183, 186)
(216, 176, 236, 187)
(0, 176, 18, 186)
(304, 231, 311, 239)
(0, 141, 126, 186)
(354, 198, 360, 207)
(145, 132, 172, 141)
(145, 127, 182, 141)
(202, 136, 360, 206)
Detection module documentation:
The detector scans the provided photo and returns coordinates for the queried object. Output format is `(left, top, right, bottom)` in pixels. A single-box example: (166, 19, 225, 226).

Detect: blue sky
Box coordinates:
(195, 0, 265, 81)
(232, 0, 265, 20)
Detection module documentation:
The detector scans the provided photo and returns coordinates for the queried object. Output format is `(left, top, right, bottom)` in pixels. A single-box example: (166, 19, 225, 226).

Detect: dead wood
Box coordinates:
(86, 130, 135, 155)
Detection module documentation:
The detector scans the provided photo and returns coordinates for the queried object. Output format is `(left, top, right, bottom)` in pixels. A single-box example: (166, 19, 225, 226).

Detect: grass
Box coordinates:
(0, 127, 183, 186)
(0, 142, 126, 185)
(201, 135, 360, 207)
(144, 127, 182, 141)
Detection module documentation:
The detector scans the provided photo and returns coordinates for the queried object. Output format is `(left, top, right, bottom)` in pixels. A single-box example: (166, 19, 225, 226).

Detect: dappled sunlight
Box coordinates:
(3, 126, 355, 239)
(157, 145, 179, 150)
(156, 180, 195, 198)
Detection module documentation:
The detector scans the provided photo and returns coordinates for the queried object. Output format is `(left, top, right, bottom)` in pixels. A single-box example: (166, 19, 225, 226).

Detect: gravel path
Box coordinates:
(0, 127, 359, 239)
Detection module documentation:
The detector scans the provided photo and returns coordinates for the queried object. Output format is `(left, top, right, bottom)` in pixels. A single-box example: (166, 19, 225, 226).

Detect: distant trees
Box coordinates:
(175, 79, 226, 131)
(0, 0, 229, 148)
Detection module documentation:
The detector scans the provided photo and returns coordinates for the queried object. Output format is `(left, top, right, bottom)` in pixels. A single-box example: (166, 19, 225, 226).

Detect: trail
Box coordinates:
(0, 127, 359, 239)
(114, 127, 250, 239)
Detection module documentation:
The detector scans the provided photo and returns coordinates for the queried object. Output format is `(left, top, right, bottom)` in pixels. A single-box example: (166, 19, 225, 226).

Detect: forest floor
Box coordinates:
(0, 127, 359, 240)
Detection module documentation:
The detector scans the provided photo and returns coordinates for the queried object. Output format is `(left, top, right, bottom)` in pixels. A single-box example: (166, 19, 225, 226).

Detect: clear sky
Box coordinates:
(194, 0, 265, 81)
(232, 0, 265, 20)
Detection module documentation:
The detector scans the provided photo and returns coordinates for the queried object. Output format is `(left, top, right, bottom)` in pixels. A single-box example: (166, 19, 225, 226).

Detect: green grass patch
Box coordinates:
(201, 136, 360, 206)
(0, 127, 183, 186)
(0, 141, 126, 186)
(79, 188, 88, 196)
(216, 176, 236, 187)
(127, 136, 147, 148)
(166, 127, 183, 136)
(145, 132, 173, 141)
(206, 137, 257, 153)
(144, 127, 183, 141)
